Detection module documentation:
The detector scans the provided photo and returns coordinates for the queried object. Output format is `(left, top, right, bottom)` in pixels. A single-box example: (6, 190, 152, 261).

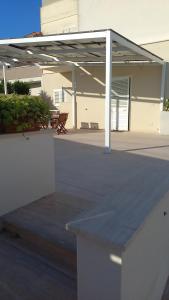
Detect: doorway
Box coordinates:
(111, 77, 130, 131)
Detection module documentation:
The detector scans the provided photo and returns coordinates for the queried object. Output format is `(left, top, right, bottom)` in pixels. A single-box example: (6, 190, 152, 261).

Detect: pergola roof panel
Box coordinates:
(0, 29, 164, 67)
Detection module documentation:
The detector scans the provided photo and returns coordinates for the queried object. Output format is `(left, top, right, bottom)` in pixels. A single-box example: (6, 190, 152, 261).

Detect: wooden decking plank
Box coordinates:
(0, 234, 77, 300)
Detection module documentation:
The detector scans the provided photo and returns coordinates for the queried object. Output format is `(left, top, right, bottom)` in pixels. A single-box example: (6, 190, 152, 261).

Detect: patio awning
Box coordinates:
(0, 29, 165, 153)
(0, 29, 164, 67)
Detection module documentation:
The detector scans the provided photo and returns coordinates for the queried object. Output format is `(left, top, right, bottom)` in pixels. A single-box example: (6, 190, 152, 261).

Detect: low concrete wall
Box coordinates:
(77, 236, 121, 300)
(122, 191, 169, 300)
(69, 189, 169, 300)
(0, 131, 55, 216)
(160, 111, 169, 134)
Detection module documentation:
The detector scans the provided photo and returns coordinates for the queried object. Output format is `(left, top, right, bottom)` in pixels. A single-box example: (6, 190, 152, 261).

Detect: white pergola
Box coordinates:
(0, 29, 165, 152)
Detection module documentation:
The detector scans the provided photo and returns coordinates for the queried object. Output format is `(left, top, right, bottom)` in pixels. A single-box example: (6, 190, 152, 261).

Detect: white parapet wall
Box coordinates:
(77, 236, 122, 300)
(0, 131, 55, 216)
(68, 188, 169, 300)
(121, 191, 169, 300)
(160, 111, 169, 134)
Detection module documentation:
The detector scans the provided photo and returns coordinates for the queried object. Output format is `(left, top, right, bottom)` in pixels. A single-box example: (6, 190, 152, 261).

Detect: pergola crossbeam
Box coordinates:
(25, 46, 128, 55)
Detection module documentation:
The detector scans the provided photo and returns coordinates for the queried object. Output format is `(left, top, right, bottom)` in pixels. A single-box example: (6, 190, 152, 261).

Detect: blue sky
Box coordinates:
(0, 0, 41, 39)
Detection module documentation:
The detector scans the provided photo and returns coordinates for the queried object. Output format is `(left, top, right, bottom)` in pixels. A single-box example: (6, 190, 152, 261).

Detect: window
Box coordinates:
(53, 88, 64, 106)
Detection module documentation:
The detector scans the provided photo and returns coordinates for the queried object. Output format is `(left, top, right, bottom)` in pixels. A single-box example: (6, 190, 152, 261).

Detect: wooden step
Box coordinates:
(0, 232, 77, 300)
(2, 220, 77, 278)
(1, 192, 95, 278)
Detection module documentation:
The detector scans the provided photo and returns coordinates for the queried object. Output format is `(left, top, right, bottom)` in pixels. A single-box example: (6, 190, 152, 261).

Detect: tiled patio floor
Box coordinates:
(54, 130, 169, 204)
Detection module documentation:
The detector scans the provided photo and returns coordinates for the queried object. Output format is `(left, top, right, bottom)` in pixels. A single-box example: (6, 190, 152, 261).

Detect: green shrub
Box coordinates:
(0, 81, 14, 94)
(164, 99, 169, 111)
(7, 82, 15, 94)
(0, 81, 4, 93)
(40, 91, 56, 109)
(13, 81, 30, 95)
(0, 95, 50, 133)
(0, 80, 30, 95)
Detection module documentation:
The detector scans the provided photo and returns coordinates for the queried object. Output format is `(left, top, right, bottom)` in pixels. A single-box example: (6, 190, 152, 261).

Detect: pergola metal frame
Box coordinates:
(0, 29, 165, 152)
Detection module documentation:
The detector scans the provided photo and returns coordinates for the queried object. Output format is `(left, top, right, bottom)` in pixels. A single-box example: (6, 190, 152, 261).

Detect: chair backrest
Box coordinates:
(58, 113, 68, 123)
(51, 111, 59, 118)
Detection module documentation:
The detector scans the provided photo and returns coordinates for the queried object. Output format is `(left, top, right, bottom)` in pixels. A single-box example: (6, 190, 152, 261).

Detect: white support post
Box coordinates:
(2, 64, 7, 95)
(3, 64, 8, 95)
(160, 62, 167, 111)
(72, 64, 77, 129)
(105, 30, 112, 153)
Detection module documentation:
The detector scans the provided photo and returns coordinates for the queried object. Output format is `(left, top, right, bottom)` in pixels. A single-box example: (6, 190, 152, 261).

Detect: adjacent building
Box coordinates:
(40, 0, 169, 134)
(0, 66, 42, 96)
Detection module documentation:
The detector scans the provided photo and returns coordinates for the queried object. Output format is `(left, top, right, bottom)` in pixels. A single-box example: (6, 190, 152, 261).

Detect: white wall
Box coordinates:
(122, 192, 169, 300)
(41, 0, 169, 45)
(79, 0, 169, 44)
(143, 41, 169, 61)
(71, 187, 169, 300)
(77, 236, 121, 300)
(0, 131, 55, 216)
(42, 65, 162, 133)
(160, 111, 169, 135)
(41, 0, 78, 34)
(30, 86, 42, 96)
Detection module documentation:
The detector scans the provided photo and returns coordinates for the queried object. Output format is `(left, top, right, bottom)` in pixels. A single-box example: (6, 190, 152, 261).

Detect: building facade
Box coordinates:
(41, 0, 169, 57)
(41, 0, 169, 133)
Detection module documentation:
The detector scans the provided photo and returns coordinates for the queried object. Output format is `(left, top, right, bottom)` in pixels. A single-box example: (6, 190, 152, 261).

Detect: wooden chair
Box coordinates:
(51, 117, 59, 129)
(50, 110, 59, 129)
(56, 113, 68, 135)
